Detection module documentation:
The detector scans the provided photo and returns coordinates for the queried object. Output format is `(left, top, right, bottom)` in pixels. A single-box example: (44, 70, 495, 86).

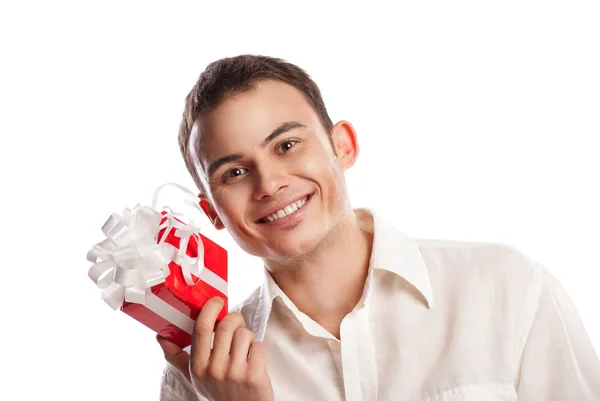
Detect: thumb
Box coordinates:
(156, 335, 191, 382)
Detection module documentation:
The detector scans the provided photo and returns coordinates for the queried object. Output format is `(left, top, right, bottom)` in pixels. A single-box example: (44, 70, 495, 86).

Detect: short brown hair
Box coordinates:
(177, 54, 334, 195)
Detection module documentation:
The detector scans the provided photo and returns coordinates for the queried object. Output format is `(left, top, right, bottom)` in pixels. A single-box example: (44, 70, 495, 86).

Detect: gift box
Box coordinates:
(87, 183, 228, 348)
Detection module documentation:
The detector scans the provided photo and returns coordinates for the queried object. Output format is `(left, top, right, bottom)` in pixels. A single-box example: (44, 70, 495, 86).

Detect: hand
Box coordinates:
(157, 297, 274, 401)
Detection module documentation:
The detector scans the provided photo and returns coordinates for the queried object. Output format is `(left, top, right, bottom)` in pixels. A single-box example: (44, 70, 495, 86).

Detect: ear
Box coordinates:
(198, 195, 225, 230)
(331, 120, 359, 171)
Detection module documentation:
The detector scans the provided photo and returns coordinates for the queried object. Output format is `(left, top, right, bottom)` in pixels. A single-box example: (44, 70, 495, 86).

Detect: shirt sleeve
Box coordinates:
(516, 263, 600, 400)
(159, 362, 208, 401)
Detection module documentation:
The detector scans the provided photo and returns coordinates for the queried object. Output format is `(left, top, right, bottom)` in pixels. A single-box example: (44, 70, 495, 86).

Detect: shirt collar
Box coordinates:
(252, 207, 434, 342)
(361, 207, 434, 308)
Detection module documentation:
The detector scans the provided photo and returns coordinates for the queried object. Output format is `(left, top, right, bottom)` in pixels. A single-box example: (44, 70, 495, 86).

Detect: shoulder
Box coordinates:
(417, 238, 540, 279)
(415, 238, 545, 305)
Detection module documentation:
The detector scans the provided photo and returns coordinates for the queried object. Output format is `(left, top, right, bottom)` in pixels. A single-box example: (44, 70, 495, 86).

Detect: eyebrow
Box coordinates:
(205, 121, 307, 179)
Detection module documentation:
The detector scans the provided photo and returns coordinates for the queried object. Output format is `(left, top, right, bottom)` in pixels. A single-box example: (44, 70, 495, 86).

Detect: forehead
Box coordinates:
(190, 80, 320, 166)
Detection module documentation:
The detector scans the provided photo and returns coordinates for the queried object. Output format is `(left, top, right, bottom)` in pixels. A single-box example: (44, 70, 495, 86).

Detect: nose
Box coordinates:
(252, 163, 289, 201)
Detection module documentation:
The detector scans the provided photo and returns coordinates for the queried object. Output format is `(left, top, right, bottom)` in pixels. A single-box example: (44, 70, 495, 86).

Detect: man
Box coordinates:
(157, 54, 600, 401)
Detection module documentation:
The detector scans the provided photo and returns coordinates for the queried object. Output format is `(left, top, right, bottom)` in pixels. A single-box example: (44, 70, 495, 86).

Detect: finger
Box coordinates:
(190, 297, 226, 370)
(247, 341, 269, 373)
(229, 327, 255, 367)
(211, 312, 247, 362)
(157, 335, 191, 382)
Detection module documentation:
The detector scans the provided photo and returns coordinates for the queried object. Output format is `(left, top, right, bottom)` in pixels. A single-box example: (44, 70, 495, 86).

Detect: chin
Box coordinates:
(268, 227, 327, 260)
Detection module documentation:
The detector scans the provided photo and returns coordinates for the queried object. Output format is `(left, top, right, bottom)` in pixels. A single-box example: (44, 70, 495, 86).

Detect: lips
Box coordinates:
(256, 193, 313, 224)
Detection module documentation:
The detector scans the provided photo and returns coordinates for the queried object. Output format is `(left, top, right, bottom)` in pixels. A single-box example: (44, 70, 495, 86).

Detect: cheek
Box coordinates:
(213, 191, 245, 226)
(295, 145, 338, 176)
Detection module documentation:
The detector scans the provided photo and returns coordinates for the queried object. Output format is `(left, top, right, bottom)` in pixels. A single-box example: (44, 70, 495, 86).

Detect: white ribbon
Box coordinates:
(87, 183, 205, 310)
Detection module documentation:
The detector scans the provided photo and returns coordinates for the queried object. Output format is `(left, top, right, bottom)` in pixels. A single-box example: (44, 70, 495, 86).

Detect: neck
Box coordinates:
(264, 208, 373, 339)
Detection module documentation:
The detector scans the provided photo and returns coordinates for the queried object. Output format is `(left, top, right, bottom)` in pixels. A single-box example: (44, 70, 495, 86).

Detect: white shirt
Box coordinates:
(160, 208, 600, 401)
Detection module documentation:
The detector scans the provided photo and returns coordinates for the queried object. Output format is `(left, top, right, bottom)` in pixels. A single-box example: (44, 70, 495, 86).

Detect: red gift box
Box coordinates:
(121, 211, 228, 348)
(88, 189, 228, 349)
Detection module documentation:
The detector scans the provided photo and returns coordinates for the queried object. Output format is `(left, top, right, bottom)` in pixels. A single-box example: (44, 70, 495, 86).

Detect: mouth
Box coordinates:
(256, 193, 313, 224)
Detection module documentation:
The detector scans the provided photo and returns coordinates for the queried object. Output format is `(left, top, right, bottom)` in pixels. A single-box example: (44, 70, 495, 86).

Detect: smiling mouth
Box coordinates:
(256, 193, 313, 224)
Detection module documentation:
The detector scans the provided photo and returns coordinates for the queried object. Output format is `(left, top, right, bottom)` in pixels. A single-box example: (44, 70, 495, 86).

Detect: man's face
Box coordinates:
(190, 80, 357, 261)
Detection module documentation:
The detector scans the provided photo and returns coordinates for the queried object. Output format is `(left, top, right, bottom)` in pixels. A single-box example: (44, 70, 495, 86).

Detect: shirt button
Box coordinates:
(328, 339, 339, 349)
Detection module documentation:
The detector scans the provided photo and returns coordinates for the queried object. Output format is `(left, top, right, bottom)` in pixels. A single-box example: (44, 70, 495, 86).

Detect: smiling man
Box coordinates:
(157, 55, 600, 401)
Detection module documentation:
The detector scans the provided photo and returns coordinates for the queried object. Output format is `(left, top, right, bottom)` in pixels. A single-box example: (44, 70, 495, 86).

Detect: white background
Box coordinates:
(1, 1, 599, 400)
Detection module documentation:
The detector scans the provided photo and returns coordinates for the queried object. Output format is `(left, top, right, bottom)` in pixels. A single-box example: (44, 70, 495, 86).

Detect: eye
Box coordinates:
(223, 167, 248, 181)
(277, 139, 298, 154)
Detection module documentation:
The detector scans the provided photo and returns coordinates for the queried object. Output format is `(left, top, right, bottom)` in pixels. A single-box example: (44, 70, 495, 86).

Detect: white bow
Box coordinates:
(87, 183, 204, 310)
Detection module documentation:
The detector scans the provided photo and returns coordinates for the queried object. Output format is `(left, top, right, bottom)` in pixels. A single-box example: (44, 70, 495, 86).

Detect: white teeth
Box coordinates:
(262, 196, 309, 222)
